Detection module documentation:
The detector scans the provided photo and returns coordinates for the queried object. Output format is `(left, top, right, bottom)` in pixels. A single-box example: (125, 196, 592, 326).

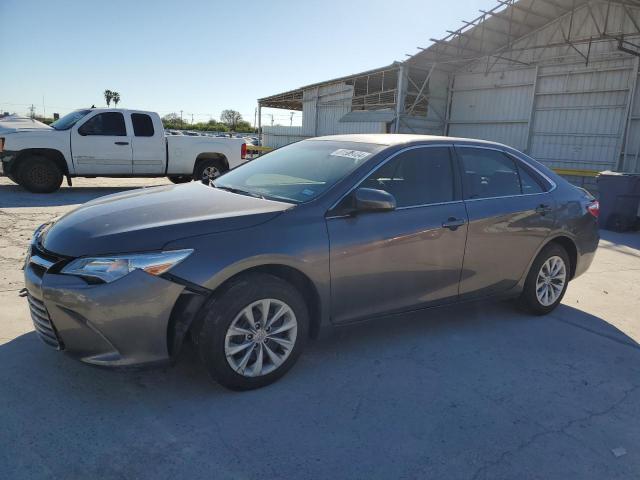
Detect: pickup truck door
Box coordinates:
(72, 111, 132, 174)
(130, 112, 166, 174)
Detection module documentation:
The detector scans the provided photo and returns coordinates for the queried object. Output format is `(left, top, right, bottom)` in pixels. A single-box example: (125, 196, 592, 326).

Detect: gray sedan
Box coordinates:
(23, 134, 599, 390)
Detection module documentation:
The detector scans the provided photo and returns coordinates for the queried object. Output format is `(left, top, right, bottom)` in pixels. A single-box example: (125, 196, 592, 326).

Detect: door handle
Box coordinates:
(535, 204, 553, 215)
(114, 141, 129, 145)
(442, 217, 466, 231)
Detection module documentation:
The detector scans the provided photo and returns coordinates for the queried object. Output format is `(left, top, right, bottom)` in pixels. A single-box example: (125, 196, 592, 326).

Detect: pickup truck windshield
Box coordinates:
(213, 140, 383, 204)
(50, 109, 92, 130)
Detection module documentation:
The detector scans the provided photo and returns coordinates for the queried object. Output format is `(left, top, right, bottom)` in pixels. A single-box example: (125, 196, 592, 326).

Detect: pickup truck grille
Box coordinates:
(28, 294, 62, 349)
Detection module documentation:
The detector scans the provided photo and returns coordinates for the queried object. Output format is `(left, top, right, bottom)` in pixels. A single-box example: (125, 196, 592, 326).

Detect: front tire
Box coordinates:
(197, 273, 309, 390)
(519, 243, 570, 315)
(17, 155, 63, 193)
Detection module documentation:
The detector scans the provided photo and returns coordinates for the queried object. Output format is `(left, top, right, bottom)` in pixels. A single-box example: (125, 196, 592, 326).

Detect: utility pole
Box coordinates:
(180, 110, 183, 129)
(28, 104, 36, 119)
(191, 113, 194, 125)
(289, 111, 295, 126)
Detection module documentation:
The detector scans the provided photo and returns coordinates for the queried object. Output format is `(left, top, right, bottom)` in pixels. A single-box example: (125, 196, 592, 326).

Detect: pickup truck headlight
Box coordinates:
(61, 249, 193, 283)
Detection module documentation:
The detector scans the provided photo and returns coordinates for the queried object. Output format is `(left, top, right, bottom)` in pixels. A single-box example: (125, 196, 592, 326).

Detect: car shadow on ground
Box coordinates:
(599, 229, 640, 251)
(0, 182, 170, 208)
(1, 300, 639, 479)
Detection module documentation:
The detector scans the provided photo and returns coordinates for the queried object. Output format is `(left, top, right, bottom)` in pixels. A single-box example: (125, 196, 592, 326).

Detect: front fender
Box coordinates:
(162, 212, 332, 328)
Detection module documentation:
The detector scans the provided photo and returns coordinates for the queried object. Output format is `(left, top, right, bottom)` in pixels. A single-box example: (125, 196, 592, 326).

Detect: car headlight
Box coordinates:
(61, 249, 193, 283)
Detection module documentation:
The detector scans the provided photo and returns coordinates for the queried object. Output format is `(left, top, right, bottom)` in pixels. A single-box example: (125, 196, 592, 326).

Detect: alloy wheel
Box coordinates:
(224, 298, 298, 377)
(201, 166, 221, 182)
(535, 255, 566, 306)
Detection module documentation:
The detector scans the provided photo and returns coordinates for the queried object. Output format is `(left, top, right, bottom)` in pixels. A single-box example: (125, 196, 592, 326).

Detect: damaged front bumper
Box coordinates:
(23, 243, 195, 367)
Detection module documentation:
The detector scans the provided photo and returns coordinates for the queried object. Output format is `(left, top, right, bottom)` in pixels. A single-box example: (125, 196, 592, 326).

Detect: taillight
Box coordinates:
(587, 200, 599, 218)
(241, 142, 247, 160)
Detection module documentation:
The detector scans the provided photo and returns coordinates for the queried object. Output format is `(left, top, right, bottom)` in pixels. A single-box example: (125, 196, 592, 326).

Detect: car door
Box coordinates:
(131, 112, 166, 174)
(72, 111, 132, 174)
(455, 145, 556, 299)
(326, 145, 468, 324)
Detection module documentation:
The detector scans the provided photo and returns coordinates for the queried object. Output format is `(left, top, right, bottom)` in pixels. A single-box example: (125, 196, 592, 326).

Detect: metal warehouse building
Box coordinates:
(258, 0, 640, 187)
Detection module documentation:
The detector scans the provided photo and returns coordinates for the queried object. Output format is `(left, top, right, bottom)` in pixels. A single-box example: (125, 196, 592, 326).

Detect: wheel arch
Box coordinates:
(15, 148, 69, 176)
(182, 263, 323, 350)
(546, 235, 578, 280)
(194, 152, 229, 172)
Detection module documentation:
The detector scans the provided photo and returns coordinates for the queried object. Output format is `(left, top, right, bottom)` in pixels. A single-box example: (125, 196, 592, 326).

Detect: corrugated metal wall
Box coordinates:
(622, 59, 640, 173)
(448, 67, 536, 151)
(448, 1, 640, 174)
(262, 126, 309, 149)
(529, 58, 637, 172)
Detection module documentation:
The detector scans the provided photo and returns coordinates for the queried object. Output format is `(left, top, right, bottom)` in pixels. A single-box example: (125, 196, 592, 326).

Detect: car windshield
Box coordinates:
(213, 140, 384, 204)
(50, 109, 92, 130)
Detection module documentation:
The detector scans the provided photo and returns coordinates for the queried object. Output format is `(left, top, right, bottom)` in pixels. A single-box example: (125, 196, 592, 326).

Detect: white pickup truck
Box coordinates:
(0, 108, 247, 193)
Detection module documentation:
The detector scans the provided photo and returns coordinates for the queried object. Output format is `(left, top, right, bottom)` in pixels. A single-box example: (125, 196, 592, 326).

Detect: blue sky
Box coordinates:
(1, 0, 491, 126)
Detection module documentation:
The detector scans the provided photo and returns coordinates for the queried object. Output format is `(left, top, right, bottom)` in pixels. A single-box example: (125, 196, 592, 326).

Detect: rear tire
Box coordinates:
(17, 155, 63, 193)
(193, 159, 226, 183)
(519, 243, 570, 315)
(197, 273, 309, 390)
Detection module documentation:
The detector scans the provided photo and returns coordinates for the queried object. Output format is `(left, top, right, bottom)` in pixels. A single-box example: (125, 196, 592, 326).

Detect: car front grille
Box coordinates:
(27, 294, 62, 349)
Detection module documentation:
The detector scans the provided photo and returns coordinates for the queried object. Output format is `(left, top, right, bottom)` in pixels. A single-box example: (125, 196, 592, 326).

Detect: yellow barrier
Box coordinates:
(552, 168, 600, 178)
(246, 145, 273, 153)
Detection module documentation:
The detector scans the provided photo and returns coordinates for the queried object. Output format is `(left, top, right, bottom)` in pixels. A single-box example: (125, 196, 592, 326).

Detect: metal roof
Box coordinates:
(405, 0, 591, 68)
(259, 0, 600, 109)
(258, 64, 400, 110)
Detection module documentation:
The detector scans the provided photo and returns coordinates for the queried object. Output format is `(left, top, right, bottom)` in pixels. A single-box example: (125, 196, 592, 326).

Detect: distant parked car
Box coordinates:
(0, 108, 247, 191)
(23, 134, 598, 390)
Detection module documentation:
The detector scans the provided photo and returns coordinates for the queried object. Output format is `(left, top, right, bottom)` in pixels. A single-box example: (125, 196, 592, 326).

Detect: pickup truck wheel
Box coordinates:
(194, 159, 226, 183)
(17, 155, 63, 193)
(168, 175, 191, 184)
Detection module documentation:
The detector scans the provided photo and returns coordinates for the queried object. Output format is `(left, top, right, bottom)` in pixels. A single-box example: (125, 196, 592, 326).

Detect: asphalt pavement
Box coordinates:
(1, 176, 639, 480)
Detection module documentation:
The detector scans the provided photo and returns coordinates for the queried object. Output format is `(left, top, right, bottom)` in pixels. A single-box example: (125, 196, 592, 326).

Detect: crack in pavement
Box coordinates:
(469, 384, 640, 480)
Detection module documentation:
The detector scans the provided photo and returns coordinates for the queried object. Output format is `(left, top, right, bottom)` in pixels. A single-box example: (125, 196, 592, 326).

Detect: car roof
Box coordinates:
(310, 133, 511, 149)
(81, 108, 156, 115)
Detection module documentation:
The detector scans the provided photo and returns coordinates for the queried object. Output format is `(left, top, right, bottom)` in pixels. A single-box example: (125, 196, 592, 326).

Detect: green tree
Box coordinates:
(220, 109, 242, 130)
(112, 92, 121, 107)
(234, 120, 254, 133)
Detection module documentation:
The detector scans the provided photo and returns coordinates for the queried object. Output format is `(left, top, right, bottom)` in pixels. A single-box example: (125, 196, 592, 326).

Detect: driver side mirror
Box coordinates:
(353, 188, 396, 213)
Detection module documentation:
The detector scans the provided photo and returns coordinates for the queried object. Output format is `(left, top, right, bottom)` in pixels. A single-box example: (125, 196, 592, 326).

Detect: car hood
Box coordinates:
(41, 182, 293, 257)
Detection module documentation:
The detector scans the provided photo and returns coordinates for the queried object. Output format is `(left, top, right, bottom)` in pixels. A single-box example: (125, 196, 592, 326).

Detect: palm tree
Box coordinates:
(104, 89, 113, 107)
(112, 92, 120, 107)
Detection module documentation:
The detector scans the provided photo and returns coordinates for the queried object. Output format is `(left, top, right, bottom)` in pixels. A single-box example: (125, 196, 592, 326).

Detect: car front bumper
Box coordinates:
(24, 245, 187, 367)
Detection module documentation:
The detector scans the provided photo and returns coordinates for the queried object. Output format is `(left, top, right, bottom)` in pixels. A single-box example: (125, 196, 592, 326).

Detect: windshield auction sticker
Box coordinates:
(330, 149, 371, 162)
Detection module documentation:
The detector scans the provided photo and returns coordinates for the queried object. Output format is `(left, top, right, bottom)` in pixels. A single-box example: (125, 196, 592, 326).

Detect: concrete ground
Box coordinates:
(0, 176, 639, 480)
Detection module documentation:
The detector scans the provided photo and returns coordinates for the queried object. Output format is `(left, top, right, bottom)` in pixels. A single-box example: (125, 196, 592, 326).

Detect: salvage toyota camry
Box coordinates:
(23, 134, 599, 390)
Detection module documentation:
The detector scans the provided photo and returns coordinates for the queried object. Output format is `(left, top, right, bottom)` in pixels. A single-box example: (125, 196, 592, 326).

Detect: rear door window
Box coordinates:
(457, 148, 521, 199)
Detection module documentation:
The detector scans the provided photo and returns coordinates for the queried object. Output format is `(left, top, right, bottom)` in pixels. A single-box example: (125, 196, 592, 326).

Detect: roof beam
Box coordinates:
(495, 0, 557, 21)
(460, 19, 527, 37)
(480, 9, 536, 28)
(532, 0, 570, 11)
(429, 37, 486, 55)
